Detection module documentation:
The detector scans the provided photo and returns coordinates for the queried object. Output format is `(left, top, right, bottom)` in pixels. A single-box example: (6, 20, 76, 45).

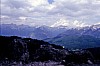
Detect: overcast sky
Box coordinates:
(1, 0, 100, 27)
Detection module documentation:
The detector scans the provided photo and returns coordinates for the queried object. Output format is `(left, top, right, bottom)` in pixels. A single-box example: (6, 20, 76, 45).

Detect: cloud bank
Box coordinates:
(1, 0, 100, 27)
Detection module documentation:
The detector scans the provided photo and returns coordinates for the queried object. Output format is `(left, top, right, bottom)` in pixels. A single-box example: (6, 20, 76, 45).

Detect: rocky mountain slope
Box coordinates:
(0, 36, 100, 66)
(0, 36, 66, 63)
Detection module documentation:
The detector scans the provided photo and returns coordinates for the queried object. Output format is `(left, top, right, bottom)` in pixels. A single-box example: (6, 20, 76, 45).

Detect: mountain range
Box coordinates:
(45, 24, 100, 49)
(0, 24, 100, 39)
(0, 24, 67, 40)
(0, 24, 100, 49)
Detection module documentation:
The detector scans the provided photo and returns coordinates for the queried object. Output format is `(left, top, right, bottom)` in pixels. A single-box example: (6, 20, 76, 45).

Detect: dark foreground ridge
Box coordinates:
(0, 36, 100, 66)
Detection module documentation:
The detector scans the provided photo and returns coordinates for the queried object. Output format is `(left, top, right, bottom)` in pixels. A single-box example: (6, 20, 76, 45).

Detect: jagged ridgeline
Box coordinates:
(0, 36, 66, 62)
(0, 36, 100, 65)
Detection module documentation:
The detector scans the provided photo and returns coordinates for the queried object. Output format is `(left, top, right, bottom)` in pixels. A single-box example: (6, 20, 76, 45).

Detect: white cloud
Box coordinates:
(0, 15, 10, 19)
(28, 0, 49, 7)
(1, 0, 100, 27)
(95, 22, 100, 25)
(19, 17, 27, 20)
(51, 19, 88, 28)
(72, 20, 87, 27)
(46, 4, 56, 10)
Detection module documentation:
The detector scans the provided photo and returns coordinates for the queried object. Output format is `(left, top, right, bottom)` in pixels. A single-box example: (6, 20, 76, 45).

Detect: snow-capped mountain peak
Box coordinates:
(50, 18, 69, 27)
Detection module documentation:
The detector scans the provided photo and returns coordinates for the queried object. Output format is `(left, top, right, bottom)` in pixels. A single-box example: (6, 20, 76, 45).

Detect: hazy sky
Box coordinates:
(0, 0, 100, 27)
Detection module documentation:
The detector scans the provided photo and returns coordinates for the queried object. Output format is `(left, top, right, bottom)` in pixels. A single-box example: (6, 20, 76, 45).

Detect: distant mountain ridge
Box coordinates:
(0, 24, 67, 40)
(0, 24, 100, 39)
(45, 24, 100, 49)
(45, 35, 100, 49)
(0, 24, 100, 40)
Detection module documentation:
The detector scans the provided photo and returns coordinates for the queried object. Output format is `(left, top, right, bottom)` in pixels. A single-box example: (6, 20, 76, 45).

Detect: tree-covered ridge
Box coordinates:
(45, 35, 100, 49)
